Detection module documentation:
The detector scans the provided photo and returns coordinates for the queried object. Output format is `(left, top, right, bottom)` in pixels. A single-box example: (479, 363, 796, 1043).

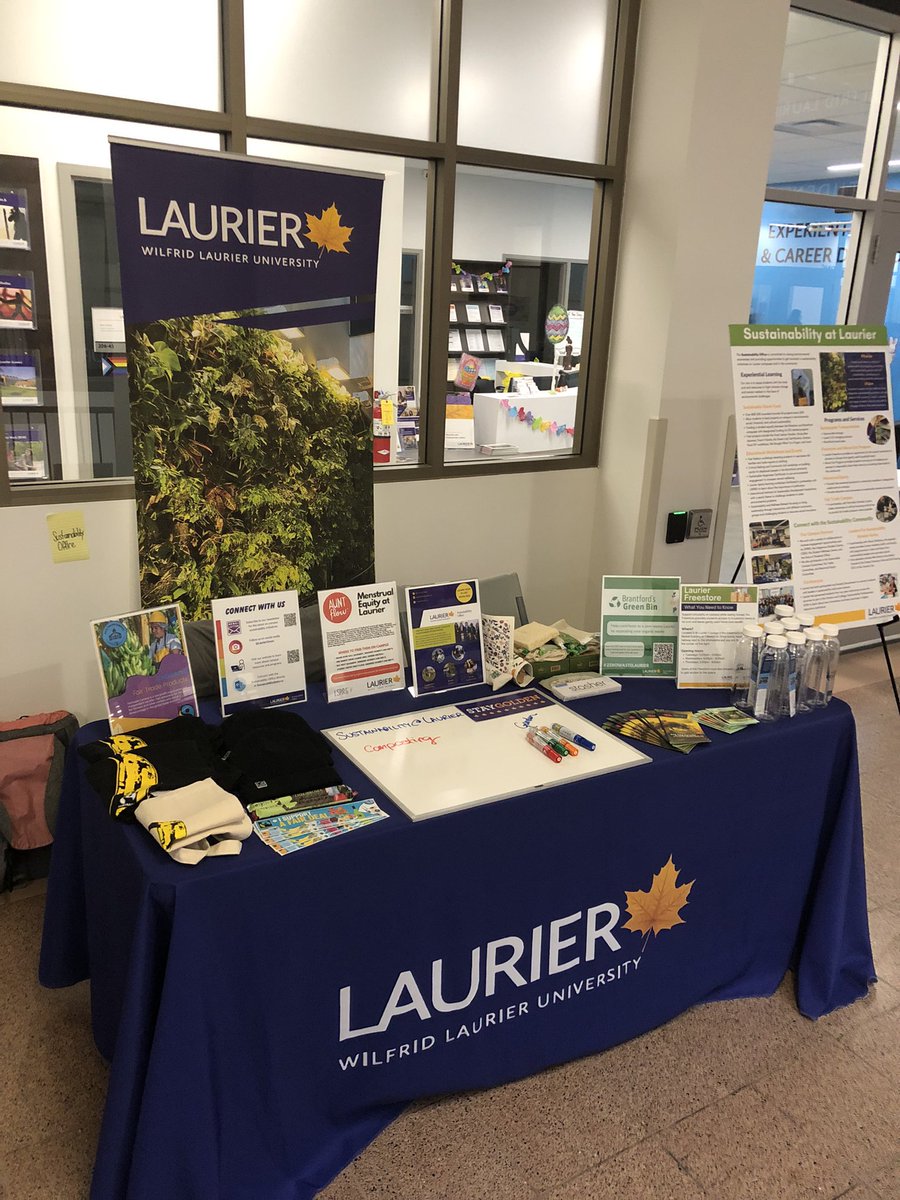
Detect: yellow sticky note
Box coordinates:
(380, 397, 395, 425)
(47, 511, 89, 563)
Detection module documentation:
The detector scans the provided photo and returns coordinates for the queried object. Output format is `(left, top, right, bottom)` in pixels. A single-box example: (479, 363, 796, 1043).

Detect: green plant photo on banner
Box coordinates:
(128, 312, 374, 619)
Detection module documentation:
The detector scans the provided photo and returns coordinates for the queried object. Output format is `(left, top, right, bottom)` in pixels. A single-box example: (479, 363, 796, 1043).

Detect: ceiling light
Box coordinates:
(827, 163, 862, 172)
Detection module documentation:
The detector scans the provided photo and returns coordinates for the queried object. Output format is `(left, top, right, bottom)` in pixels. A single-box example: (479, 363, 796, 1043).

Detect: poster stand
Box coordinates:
(876, 616, 900, 716)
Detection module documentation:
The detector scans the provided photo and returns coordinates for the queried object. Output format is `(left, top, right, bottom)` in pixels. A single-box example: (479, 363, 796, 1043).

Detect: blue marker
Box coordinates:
(550, 722, 595, 751)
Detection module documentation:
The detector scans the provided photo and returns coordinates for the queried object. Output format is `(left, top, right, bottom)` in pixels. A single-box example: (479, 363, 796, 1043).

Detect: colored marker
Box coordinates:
(532, 728, 570, 756)
(550, 722, 595, 751)
(537, 725, 578, 756)
(526, 729, 561, 763)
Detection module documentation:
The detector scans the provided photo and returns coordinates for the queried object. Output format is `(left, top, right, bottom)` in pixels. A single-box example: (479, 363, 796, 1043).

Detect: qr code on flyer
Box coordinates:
(283, 612, 297, 627)
(652, 642, 675, 665)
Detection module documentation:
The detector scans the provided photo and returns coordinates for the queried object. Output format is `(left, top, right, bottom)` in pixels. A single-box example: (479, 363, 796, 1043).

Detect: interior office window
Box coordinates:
(768, 10, 886, 196)
(0, 108, 218, 485)
(750, 200, 857, 326)
(458, 0, 612, 162)
(244, 0, 436, 140)
(248, 141, 428, 467)
(447, 166, 594, 465)
(3, 0, 221, 110)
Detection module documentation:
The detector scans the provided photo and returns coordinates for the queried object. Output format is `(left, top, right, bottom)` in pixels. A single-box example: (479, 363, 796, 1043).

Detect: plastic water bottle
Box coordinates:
(796, 612, 815, 631)
(783, 631, 807, 718)
(761, 619, 785, 638)
(818, 623, 841, 706)
(774, 603, 795, 620)
(797, 628, 826, 712)
(730, 624, 765, 712)
(781, 616, 801, 633)
(754, 634, 789, 722)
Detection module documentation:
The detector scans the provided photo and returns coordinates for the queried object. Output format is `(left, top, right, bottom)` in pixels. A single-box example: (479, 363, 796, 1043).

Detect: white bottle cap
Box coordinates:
(743, 623, 765, 637)
(819, 623, 839, 637)
(796, 612, 814, 627)
(785, 631, 806, 645)
(781, 617, 801, 630)
(774, 604, 794, 617)
(805, 627, 825, 641)
(763, 620, 784, 634)
(766, 634, 788, 648)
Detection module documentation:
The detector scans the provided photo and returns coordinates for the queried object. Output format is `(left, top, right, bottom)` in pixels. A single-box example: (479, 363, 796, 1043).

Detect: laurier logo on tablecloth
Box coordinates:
(336, 857, 695, 1069)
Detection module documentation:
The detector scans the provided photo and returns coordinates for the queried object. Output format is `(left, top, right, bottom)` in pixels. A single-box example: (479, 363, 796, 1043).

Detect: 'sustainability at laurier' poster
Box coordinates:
(110, 141, 384, 619)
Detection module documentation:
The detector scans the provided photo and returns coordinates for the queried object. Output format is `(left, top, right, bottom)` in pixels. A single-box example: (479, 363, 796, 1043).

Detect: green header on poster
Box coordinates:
(729, 324, 887, 347)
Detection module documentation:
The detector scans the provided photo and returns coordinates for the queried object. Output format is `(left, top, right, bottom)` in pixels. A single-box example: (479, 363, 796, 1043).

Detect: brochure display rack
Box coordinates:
(448, 260, 510, 375)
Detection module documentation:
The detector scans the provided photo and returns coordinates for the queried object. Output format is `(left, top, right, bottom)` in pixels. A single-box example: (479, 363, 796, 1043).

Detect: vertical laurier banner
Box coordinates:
(110, 141, 384, 618)
(731, 325, 900, 628)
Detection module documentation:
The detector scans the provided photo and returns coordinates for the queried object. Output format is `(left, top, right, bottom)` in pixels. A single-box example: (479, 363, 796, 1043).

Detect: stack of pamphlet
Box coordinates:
(248, 785, 388, 855)
(694, 707, 759, 734)
(601, 710, 710, 753)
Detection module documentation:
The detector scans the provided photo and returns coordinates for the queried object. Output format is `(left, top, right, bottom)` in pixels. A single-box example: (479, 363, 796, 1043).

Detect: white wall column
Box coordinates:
(588, 0, 790, 617)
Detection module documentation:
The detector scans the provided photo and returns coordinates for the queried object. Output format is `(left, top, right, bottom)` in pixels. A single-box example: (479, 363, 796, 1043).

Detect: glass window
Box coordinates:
(886, 102, 900, 193)
(3, 0, 221, 110)
(244, 0, 436, 141)
(885, 252, 900, 424)
(458, 0, 612, 162)
(0, 109, 219, 484)
(447, 166, 594, 465)
(750, 200, 857, 326)
(768, 11, 886, 195)
(248, 141, 428, 468)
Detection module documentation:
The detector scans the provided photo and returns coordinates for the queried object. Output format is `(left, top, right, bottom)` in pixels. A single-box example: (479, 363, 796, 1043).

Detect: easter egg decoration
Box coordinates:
(544, 304, 569, 344)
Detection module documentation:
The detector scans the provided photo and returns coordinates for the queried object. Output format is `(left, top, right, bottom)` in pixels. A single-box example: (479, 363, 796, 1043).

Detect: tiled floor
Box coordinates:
(1, 647, 898, 1199)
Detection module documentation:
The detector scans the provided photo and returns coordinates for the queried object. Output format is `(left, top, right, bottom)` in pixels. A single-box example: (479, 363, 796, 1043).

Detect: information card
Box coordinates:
(90, 604, 197, 734)
(730, 325, 900, 627)
(600, 576, 680, 678)
(676, 584, 758, 689)
(405, 579, 485, 697)
(212, 590, 306, 715)
(318, 582, 405, 702)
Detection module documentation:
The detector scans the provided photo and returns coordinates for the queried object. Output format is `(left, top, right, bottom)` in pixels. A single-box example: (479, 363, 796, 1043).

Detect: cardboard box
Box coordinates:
(527, 651, 600, 680)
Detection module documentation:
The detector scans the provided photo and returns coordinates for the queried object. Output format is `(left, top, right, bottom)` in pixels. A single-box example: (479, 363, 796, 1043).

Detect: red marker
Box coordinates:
(526, 729, 562, 763)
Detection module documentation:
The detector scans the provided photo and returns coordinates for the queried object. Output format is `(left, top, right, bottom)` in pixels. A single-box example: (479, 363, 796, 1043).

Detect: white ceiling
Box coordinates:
(768, 9, 894, 188)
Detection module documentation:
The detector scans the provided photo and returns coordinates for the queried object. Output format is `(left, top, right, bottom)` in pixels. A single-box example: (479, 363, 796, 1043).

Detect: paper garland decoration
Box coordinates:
(498, 395, 574, 437)
(451, 260, 512, 290)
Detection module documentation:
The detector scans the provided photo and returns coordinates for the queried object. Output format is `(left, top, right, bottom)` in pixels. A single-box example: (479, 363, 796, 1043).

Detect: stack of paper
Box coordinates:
(694, 707, 759, 734)
(601, 710, 710, 753)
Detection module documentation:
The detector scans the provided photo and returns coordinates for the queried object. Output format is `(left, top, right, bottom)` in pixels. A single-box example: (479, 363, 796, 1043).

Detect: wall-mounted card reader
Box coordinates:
(666, 510, 688, 543)
(687, 508, 713, 538)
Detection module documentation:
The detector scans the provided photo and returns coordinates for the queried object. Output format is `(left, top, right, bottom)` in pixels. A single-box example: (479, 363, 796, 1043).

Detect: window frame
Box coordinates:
(0, 0, 641, 505)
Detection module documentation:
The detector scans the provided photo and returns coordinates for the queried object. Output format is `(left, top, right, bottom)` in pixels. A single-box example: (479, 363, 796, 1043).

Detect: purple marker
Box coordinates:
(550, 721, 595, 751)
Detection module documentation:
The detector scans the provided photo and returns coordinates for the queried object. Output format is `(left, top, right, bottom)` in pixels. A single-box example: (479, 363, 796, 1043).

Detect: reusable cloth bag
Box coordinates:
(136, 778, 252, 865)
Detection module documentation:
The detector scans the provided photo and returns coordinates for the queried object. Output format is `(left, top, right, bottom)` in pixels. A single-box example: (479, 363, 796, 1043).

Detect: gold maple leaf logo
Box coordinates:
(305, 203, 353, 254)
(623, 856, 694, 938)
